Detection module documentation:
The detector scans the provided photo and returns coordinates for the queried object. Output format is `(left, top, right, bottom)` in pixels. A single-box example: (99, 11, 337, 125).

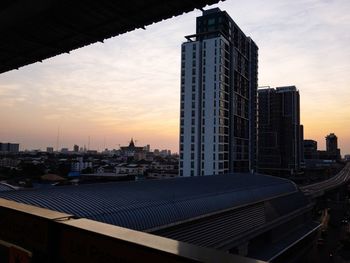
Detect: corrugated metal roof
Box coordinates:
(0, 183, 17, 192)
(0, 173, 298, 231)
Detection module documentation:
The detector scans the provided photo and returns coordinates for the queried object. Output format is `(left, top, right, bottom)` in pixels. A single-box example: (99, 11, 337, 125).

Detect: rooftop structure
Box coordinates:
(0, 173, 317, 261)
(0, 0, 223, 74)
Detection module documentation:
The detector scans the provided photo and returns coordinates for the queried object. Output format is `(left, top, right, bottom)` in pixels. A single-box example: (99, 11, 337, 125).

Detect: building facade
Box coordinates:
(303, 139, 318, 160)
(325, 133, 341, 160)
(257, 86, 302, 176)
(0, 143, 19, 153)
(179, 8, 258, 176)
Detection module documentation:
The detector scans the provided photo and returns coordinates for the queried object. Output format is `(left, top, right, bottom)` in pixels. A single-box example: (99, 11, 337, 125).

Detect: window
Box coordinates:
(208, 18, 215, 26)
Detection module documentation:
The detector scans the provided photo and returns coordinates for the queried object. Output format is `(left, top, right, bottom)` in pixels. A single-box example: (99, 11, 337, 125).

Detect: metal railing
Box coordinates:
(0, 198, 265, 263)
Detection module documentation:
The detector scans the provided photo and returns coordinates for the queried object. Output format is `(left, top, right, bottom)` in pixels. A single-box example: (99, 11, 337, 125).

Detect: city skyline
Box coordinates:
(0, 0, 349, 154)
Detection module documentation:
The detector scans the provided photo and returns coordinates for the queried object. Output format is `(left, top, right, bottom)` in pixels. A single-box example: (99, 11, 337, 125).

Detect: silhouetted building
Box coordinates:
(179, 8, 258, 176)
(300, 125, 304, 165)
(303, 140, 318, 159)
(120, 138, 144, 157)
(46, 147, 54, 153)
(326, 133, 341, 160)
(73, 144, 79, 152)
(257, 86, 302, 176)
(144, 144, 151, 152)
(0, 143, 19, 153)
(61, 148, 69, 153)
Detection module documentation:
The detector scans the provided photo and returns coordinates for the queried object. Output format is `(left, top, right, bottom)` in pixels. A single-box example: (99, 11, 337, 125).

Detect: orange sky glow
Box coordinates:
(0, 0, 349, 155)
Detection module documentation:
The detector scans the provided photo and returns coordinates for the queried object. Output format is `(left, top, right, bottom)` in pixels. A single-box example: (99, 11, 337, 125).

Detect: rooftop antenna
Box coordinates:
(88, 136, 90, 151)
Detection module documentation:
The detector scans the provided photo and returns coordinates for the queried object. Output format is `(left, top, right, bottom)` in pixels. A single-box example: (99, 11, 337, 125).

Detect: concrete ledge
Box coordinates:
(0, 198, 266, 263)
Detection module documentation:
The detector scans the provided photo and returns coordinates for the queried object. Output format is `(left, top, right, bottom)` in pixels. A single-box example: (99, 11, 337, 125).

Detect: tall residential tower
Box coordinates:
(257, 86, 302, 176)
(179, 8, 258, 176)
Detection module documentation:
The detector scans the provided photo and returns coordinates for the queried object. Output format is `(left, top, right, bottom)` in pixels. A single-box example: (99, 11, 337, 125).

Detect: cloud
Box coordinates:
(0, 1, 349, 153)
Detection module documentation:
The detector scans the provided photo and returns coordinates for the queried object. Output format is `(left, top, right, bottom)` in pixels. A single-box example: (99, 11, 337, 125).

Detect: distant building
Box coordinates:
(71, 157, 92, 172)
(115, 163, 144, 176)
(258, 86, 302, 176)
(144, 144, 151, 152)
(345, 155, 350, 161)
(46, 147, 54, 153)
(303, 140, 318, 159)
(73, 144, 79, 152)
(326, 133, 341, 160)
(0, 158, 20, 168)
(160, 150, 171, 157)
(120, 138, 144, 157)
(0, 143, 19, 153)
(300, 125, 304, 165)
(61, 148, 69, 154)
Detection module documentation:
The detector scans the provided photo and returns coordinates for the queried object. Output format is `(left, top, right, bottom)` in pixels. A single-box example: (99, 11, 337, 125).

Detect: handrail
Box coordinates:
(0, 198, 265, 263)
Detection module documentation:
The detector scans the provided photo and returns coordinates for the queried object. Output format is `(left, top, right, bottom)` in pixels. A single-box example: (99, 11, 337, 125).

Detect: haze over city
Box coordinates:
(0, 0, 349, 154)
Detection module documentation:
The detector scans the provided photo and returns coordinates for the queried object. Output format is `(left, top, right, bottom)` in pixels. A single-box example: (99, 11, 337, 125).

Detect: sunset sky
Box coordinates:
(0, 0, 349, 154)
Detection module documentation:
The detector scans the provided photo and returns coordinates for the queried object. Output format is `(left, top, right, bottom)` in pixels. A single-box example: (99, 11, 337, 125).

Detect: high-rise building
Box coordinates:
(179, 8, 258, 177)
(325, 133, 341, 160)
(257, 86, 302, 176)
(326, 133, 338, 153)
